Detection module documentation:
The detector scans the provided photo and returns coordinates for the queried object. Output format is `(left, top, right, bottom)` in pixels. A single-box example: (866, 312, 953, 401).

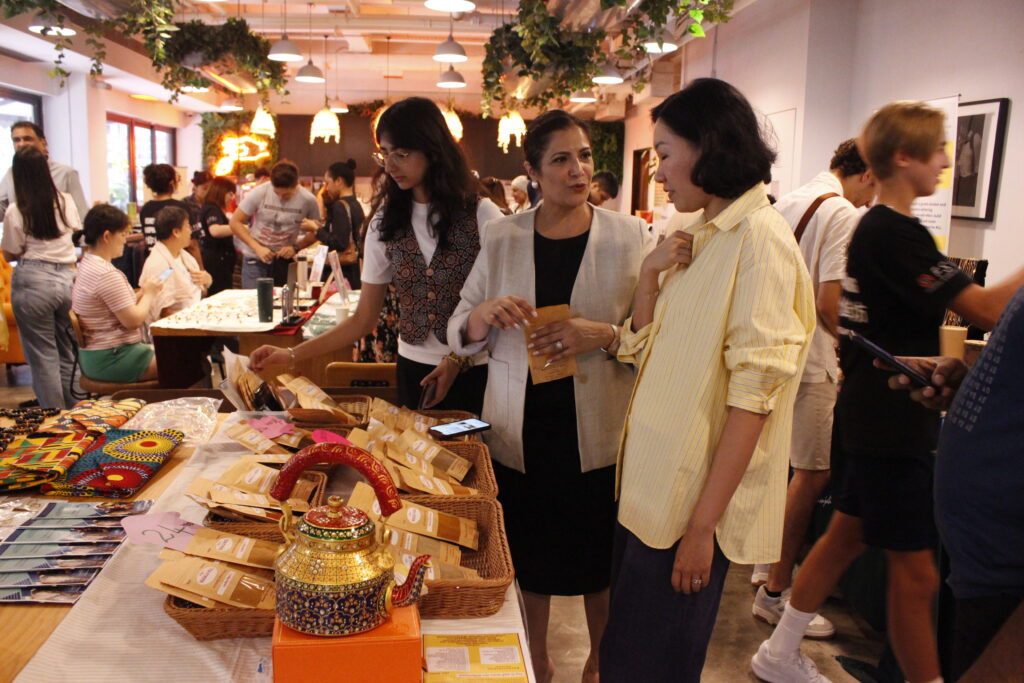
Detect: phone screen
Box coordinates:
(846, 331, 934, 388)
(158, 267, 174, 282)
(428, 419, 491, 438)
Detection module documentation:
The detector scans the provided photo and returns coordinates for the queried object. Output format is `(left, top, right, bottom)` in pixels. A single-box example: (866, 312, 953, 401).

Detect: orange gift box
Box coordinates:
(272, 606, 423, 683)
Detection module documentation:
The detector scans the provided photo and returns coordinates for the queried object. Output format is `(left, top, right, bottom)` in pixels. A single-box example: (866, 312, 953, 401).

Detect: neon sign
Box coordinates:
(214, 134, 271, 176)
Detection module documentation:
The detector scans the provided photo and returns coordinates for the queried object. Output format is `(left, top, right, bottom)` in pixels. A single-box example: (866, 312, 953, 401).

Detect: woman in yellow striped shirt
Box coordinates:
(599, 78, 816, 682)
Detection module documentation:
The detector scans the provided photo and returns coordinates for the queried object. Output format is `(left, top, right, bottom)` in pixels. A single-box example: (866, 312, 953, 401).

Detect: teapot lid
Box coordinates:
(299, 495, 374, 541)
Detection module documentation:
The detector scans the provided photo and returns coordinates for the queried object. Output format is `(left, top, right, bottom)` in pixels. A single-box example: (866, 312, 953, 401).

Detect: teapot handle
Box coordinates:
(270, 443, 402, 517)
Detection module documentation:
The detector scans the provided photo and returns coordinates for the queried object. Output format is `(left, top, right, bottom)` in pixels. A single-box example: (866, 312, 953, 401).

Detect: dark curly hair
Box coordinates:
(651, 78, 776, 199)
(142, 163, 177, 195)
(373, 97, 479, 247)
(829, 138, 868, 178)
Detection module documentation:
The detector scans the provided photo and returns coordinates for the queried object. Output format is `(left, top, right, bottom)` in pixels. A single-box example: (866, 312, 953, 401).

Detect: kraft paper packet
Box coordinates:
(225, 422, 289, 455)
(383, 460, 478, 497)
(217, 461, 318, 502)
(349, 482, 479, 550)
(145, 558, 229, 608)
(239, 453, 292, 465)
(280, 374, 357, 423)
(399, 429, 472, 482)
(384, 527, 461, 566)
(385, 442, 456, 483)
(524, 304, 578, 384)
(180, 527, 281, 570)
(348, 426, 391, 462)
(163, 555, 275, 609)
(159, 548, 275, 580)
(370, 398, 439, 434)
(394, 555, 479, 582)
(186, 478, 311, 513)
(271, 427, 310, 450)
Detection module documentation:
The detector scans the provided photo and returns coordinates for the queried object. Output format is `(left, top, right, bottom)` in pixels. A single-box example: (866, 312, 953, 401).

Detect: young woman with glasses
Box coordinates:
(250, 97, 503, 411)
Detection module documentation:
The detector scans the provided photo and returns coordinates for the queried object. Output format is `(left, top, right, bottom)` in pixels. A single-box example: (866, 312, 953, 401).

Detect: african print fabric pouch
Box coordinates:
(0, 433, 96, 492)
(41, 429, 184, 498)
(38, 399, 147, 435)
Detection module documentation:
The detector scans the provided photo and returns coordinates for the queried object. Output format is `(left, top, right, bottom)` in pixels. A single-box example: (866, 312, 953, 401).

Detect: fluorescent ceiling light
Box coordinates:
(424, 0, 476, 12)
(295, 60, 325, 83)
(268, 35, 303, 62)
(433, 33, 468, 63)
(437, 65, 466, 89)
(592, 62, 624, 86)
(28, 24, 76, 37)
(130, 94, 160, 102)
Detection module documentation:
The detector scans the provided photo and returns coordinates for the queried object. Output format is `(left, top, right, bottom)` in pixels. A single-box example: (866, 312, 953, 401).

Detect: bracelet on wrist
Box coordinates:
(444, 352, 473, 373)
(600, 324, 619, 354)
(287, 347, 297, 365)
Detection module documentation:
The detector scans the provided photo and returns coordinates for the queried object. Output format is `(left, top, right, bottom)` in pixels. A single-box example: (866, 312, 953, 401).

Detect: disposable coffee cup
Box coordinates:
(257, 278, 274, 322)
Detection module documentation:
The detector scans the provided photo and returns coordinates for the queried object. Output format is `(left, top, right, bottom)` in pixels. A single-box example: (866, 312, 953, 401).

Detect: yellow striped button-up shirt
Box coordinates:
(616, 184, 815, 562)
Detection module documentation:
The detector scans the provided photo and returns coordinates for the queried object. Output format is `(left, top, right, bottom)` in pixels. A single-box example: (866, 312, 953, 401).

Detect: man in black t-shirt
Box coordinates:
(754, 102, 1024, 683)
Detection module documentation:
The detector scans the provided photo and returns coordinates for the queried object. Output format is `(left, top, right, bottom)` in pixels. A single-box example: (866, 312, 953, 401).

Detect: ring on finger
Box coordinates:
(691, 578, 702, 586)
(555, 340, 564, 351)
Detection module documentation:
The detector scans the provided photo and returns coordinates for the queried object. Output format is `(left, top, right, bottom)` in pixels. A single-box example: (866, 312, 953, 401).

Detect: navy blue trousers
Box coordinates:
(600, 523, 731, 682)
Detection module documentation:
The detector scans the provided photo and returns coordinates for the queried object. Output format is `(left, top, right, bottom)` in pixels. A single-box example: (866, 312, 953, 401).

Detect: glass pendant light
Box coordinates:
(310, 36, 340, 143)
(251, 105, 276, 137)
(497, 111, 526, 153)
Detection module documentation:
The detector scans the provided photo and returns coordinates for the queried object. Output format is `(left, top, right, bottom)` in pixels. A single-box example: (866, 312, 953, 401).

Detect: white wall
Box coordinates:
(848, 0, 1024, 283)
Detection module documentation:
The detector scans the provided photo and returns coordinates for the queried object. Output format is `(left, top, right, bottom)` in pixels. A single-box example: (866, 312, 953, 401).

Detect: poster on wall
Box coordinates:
(952, 98, 1009, 222)
(911, 95, 957, 252)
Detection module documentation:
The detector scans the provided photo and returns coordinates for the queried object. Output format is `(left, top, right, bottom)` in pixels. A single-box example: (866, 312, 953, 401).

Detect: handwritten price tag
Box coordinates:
(121, 511, 201, 551)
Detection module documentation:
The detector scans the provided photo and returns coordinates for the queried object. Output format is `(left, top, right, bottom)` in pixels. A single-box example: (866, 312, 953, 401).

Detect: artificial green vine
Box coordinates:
(482, 0, 733, 114)
(1, 0, 73, 83)
(591, 121, 625, 180)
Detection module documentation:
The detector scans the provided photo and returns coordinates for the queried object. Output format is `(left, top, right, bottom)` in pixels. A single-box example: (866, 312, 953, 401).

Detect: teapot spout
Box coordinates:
(391, 554, 431, 608)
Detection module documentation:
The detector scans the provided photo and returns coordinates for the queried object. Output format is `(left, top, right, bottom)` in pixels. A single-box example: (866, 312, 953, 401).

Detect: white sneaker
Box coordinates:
(751, 563, 770, 586)
(752, 586, 836, 639)
(751, 640, 832, 683)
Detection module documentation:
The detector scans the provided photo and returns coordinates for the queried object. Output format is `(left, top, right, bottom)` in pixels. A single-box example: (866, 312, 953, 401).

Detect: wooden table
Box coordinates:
(0, 421, 215, 682)
(149, 291, 346, 388)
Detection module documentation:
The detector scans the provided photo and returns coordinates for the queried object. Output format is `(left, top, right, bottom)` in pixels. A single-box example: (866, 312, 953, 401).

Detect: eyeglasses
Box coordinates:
(372, 149, 412, 167)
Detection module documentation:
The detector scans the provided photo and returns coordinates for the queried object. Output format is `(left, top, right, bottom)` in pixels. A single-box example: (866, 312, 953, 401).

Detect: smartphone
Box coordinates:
(417, 381, 438, 411)
(157, 267, 174, 282)
(845, 331, 934, 388)
(428, 419, 491, 440)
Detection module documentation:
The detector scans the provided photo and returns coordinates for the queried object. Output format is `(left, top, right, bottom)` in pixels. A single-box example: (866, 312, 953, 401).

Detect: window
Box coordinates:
(105, 114, 176, 209)
(0, 87, 44, 186)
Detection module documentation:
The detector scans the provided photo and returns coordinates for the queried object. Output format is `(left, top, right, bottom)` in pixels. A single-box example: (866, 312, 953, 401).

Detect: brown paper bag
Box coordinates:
(525, 304, 578, 384)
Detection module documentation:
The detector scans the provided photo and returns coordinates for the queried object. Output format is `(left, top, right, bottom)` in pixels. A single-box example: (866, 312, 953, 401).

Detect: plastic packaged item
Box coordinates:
(122, 397, 221, 444)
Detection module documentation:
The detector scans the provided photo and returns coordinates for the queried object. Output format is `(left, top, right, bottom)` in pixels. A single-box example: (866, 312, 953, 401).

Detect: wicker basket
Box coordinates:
(163, 595, 275, 640)
(402, 495, 514, 619)
(199, 470, 326, 535)
(430, 441, 497, 498)
(289, 395, 371, 430)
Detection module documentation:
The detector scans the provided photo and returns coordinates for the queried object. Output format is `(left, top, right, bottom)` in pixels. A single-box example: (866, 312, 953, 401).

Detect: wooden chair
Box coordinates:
(324, 361, 397, 388)
(69, 311, 159, 396)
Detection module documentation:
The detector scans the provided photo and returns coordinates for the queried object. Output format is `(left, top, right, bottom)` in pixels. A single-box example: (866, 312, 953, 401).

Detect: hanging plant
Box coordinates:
(482, 0, 605, 117)
(603, 0, 734, 57)
(591, 121, 625, 180)
(154, 18, 287, 101)
(1, 0, 75, 84)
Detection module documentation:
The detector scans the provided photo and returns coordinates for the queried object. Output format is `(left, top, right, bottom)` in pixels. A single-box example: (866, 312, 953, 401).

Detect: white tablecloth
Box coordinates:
(17, 413, 534, 683)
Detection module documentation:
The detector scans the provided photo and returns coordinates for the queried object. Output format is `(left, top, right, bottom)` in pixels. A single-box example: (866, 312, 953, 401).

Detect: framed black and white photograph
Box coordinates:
(952, 98, 1009, 221)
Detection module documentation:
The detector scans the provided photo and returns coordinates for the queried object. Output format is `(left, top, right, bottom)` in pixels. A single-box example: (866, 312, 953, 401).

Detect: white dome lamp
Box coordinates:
(293, 4, 325, 83)
(569, 90, 597, 103)
(437, 65, 467, 89)
(433, 32, 468, 63)
(643, 28, 679, 54)
(424, 0, 476, 13)
(268, 0, 303, 62)
(592, 62, 624, 86)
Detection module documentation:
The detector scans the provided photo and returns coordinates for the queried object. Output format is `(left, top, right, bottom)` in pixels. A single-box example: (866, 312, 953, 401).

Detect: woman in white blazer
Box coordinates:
(448, 111, 653, 683)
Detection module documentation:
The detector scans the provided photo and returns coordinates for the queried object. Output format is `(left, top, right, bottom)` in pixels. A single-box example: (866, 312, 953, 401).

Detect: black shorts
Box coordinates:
(832, 451, 936, 551)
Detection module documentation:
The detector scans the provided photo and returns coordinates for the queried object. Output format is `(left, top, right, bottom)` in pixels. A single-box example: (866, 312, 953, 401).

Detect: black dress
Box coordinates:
(199, 204, 237, 295)
(492, 228, 616, 596)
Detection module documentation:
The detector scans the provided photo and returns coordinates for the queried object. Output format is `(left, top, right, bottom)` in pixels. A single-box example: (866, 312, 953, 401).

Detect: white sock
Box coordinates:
(909, 678, 943, 683)
(766, 604, 816, 658)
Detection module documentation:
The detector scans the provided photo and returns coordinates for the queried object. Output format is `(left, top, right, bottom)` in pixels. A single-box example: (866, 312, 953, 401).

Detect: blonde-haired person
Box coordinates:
(753, 101, 1024, 683)
(510, 175, 530, 213)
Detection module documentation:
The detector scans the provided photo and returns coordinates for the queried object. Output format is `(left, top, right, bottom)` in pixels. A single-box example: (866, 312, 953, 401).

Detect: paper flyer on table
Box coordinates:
(424, 633, 529, 682)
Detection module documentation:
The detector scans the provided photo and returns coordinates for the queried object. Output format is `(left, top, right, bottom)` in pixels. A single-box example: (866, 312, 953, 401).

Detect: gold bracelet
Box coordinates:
(444, 352, 473, 373)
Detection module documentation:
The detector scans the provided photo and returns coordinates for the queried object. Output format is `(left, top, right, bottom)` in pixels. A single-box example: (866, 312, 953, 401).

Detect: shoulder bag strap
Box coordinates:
(793, 192, 840, 244)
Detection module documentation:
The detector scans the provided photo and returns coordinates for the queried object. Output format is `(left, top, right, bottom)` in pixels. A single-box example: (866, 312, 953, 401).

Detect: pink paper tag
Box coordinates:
(247, 416, 294, 439)
(311, 430, 352, 444)
(121, 511, 201, 551)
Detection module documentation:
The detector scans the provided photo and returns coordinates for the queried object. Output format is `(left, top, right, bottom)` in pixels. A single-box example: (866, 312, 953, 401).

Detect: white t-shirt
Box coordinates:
(235, 183, 321, 257)
(362, 198, 503, 365)
(773, 171, 859, 382)
(139, 240, 203, 323)
(0, 192, 78, 263)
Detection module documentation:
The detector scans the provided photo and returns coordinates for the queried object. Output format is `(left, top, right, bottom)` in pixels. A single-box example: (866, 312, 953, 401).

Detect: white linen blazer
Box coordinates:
(447, 205, 652, 473)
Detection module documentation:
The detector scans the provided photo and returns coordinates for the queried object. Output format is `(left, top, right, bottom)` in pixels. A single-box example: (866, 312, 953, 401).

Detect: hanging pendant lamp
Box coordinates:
(433, 18, 467, 63)
(268, 0, 303, 62)
(250, 105, 276, 137)
(437, 64, 466, 88)
(424, 0, 475, 13)
(497, 111, 526, 153)
(310, 100, 341, 144)
(440, 100, 463, 141)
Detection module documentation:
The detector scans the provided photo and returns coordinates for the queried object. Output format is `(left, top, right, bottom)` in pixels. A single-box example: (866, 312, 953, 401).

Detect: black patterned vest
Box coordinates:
(384, 202, 480, 345)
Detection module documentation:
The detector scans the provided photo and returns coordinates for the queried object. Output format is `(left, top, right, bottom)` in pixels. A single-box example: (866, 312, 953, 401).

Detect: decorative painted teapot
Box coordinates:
(270, 443, 431, 636)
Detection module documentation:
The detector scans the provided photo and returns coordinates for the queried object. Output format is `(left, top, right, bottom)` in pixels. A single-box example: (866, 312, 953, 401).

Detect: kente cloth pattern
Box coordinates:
(0, 433, 96, 491)
(41, 429, 184, 498)
(38, 399, 147, 435)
